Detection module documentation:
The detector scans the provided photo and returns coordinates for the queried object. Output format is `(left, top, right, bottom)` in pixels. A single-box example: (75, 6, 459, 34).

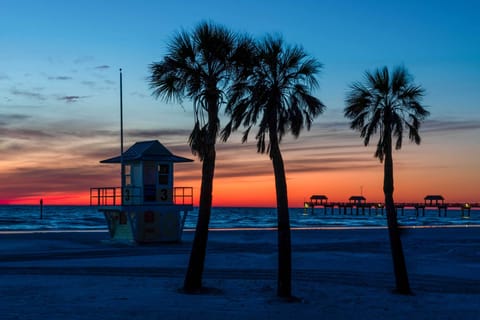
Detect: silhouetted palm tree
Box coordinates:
(223, 36, 325, 298)
(149, 22, 251, 292)
(344, 66, 429, 294)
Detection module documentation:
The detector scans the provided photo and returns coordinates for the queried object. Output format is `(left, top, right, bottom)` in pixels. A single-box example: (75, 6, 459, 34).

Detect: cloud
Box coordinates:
(0, 127, 54, 140)
(199, 136, 378, 180)
(312, 121, 350, 131)
(316, 118, 480, 137)
(207, 153, 379, 180)
(10, 88, 47, 101)
(58, 95, 88, 103)
(95, 65, 111, 70)
(0, 113, 196, 162)
(48, 76, 73, 80)
(0, 165, 118, 199)
(280, 142, 363, 154)
(131, 91, 148, 98)
(0, 113, 30, 125)
(81, 80, 96, 87)
(74, 56, 94, 64)
(0, 120, 197, 202)
(127, 128, 192, 140)
(1, 117, 112, 144)
(422, 119, 480, 133)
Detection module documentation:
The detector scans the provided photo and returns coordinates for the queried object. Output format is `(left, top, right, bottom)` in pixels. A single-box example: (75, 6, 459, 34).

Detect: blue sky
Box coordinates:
(1, 0, 479, 205)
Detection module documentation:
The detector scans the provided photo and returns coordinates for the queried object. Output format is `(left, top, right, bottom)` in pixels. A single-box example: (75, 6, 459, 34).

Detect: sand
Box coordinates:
(1, 227, 479, 319)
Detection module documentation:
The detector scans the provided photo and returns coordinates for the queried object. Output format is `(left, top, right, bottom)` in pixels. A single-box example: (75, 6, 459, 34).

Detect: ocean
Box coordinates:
(0, 205, 478, 231)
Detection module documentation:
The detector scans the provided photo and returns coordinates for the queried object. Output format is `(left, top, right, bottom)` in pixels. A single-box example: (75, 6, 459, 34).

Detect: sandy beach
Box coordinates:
(1, 227, 479, 319)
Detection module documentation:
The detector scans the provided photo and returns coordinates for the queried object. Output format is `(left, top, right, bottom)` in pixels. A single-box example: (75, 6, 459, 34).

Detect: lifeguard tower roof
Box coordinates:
(100, 140, 193, 163)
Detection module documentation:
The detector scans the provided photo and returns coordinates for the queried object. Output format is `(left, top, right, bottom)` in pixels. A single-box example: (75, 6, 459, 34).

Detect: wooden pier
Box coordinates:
(304, 194, 478, 217)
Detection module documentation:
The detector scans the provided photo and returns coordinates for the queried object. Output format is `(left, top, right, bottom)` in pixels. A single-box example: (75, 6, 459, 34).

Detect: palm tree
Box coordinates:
(222, 36, 325, 298)
(344, 66, 429, 294)
(149, 22, 250, 292)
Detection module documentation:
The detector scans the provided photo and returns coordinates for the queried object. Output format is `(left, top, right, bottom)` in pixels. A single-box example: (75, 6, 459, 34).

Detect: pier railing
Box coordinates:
(303, 201, 479, 217)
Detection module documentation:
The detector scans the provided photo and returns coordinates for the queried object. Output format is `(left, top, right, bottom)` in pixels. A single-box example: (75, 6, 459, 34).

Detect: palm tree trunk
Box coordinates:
(269, 128, 292, 298)
(183, 145, 215, 292)
(384, 133, 411, 294)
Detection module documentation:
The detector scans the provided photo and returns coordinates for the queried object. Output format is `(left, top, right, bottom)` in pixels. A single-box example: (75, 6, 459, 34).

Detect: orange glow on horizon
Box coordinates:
(1, 130, 479, 207)
(2, 168, 479, 207)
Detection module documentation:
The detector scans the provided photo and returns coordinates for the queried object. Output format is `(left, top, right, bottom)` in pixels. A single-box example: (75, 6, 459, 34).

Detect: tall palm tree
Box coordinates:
(344, 66, 429, 294)
(223, 36, 325, 298)
(149, 22, 250, 292)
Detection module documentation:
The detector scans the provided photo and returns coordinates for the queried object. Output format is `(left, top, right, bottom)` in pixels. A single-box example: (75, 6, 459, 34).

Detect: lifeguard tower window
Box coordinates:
(125, 164, 131, 185)
(144, 163, 157, 202)
(158, 164, 169, 185)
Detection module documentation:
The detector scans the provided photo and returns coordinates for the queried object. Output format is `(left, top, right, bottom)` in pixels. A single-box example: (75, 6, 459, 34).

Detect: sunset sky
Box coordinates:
(1, 0, 479, 207)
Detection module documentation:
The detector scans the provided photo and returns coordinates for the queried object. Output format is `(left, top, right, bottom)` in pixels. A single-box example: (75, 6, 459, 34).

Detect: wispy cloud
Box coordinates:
(423, 119, 480, 133)
(58, 95, 88, 103)
(0, 113, 30, 125)
(48, 76, 73, 80)
(74, 56, 94, 64)
(95, 65, 111, 70)
(131, 91, 148, 98)
(0, 165, 118, 199)
(127, 128, 192, 140)
(0, 116, 194, 160)
(5, 110, 470, 204)
(10, 88, 47, 101)
(81, 80, 96, 87)
(0, 127, 54, 140)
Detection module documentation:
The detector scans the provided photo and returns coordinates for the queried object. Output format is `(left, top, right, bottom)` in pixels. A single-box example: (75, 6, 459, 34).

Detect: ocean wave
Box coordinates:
(0, 205, 478, 231)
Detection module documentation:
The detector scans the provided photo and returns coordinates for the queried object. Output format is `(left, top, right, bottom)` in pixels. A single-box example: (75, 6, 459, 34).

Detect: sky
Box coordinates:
(1, 0, 479, 207)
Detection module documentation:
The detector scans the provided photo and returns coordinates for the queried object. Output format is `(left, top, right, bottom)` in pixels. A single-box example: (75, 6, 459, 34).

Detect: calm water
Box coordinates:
(0, 205, 478, 231)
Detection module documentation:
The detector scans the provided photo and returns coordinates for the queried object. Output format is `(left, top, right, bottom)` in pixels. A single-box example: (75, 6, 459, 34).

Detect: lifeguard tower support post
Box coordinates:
(90, 140, 194, 243)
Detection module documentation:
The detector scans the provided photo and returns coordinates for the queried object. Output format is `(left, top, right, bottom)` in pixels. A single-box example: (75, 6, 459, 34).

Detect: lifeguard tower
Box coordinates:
(90, 140, 194, 243)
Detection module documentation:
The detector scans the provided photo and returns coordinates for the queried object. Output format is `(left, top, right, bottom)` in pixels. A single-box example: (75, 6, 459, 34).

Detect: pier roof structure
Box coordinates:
(424, 195, 444, 200)
(349, 196, 366, 204)
(424, 195, 445, 206)
(309, 195, 328, 205)
(310, 195, 328, 201)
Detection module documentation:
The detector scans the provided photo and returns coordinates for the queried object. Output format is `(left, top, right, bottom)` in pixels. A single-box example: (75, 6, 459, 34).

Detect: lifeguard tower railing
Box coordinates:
(90, 186, 193, 207)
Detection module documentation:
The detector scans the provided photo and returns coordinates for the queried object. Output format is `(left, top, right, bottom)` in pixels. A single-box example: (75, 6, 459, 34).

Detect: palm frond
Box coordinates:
(345, 66, 429, 162)
(149, 21, 250, 160)
(375, 135, 385, 162)
(224, 34, 324, 154)
(405, 121, 421, 145)
(220, 120, 233, 142)
(241, 126, 252, 143)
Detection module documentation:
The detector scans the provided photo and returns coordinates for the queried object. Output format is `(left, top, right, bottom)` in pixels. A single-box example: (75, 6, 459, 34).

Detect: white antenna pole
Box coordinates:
(120, 68, 125, 206)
